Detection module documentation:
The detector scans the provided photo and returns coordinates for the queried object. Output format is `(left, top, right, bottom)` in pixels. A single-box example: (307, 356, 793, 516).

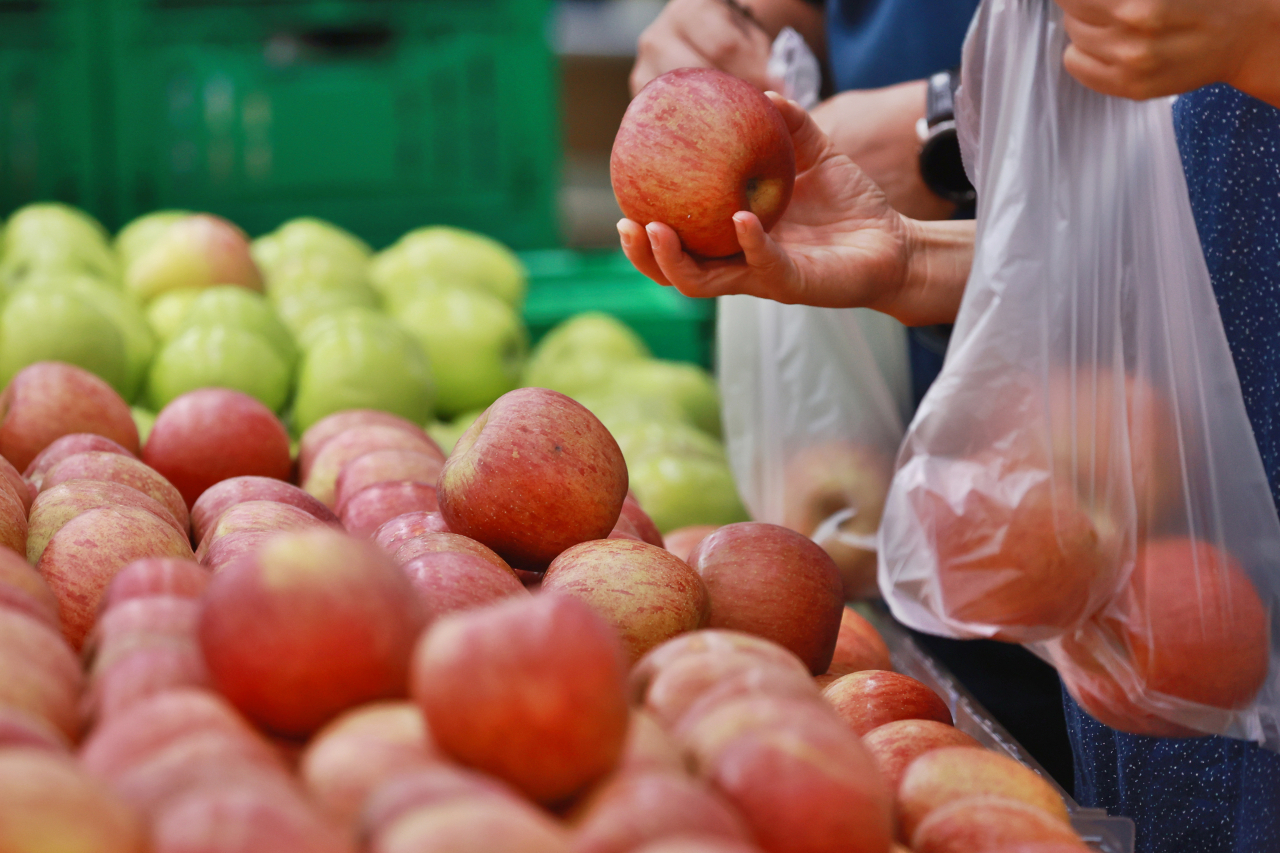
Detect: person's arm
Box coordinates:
(630, 0, 827, 96)
(1056, 0, 1280, 108)
(617, 94, 974, 327)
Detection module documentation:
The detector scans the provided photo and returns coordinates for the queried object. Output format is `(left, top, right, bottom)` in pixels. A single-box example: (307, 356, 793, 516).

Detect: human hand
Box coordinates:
(630, 0, 778, 96)
(811, 80, 958, 222)
(617, 92, 916, 315)
(1057, 0, 1280, 107)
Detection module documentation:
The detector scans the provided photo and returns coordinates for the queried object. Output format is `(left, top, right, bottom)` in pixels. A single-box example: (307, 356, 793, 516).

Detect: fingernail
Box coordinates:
(616, 221, 630, 243)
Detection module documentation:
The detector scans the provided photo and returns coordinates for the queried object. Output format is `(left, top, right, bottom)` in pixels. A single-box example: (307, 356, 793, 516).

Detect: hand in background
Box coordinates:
(811, 80, 958, 221)
(1057, 0, 1280, 108)
(630, 0, 778, 96)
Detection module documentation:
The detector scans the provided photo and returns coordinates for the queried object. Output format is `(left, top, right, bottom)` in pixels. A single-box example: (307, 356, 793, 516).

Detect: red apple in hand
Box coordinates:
(611, 67, 796, 258)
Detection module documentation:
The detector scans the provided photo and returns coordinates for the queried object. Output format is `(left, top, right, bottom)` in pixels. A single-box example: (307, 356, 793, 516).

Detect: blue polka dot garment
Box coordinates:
(1064, 84, 1280, 853)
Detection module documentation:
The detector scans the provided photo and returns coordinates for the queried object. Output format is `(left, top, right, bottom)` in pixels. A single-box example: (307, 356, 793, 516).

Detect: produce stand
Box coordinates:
(863, 604, 1137, 853)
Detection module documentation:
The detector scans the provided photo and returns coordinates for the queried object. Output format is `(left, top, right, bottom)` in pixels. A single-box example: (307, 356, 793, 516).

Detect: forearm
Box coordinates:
(883, 219, 975, 326)
(1232, 5, 1280, 108)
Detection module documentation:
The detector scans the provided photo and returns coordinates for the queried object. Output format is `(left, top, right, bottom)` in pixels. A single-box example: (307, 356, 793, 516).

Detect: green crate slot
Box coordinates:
(520, 249, 717, 369)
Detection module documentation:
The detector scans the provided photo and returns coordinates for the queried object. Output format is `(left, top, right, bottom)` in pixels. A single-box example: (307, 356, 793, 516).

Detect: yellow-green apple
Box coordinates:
(0, 545, 61, 629)
(190, 476, 339, 546)
(27, 480, 185, 565)
(0, 281, 132, 394)
(360, 764, 523, 844)
(569, 770, 751, 853)
(177, 285, 297, 366)
(1104, 536, 1269, 710)
(0, 705, 69, 752)
(609, 359, 723, 437)
(270, 283, 381, 340)
(628, 451, 749, 535)
(426, 408, 484, 456)
(611, 67, 796, 258)
(124, 213, 262, 302)
(522, 312, 650, 397)
(860, 719, 981, 793)
(131, 407, 156, 444)
(782, 441, 892, 600)
(299, 701, 438, 828)
(115, 210, 191, 269)
(297, 409, 442, 483)
(1, 202, 118, 285)
(144, 388, 293, 508)
(910, 453, 1105, 641)
(290, 311, 435, 433)
(897, 748, 1070, 843)
(629, 628, 811, 705)
(150, 781, 354, 853)
(303, 424, 443, 509)
(907, 795, 1085, 853)
(437, 387, 629, 571)
(24, 432, 137, 491)
(339, 481, 440, 539)
(542, 538, 711, 664)
(821, 670, 952, 737)
(145, 288, 202, 342)
(334, 449, 445, 516)
(410, 593, 630, 803)
(0, 608, 84, 741)
(372, 512, 452, 553)
(252, 216, 371, 279)
(664, 524, 718, 561)
(0, 360, 139, 470)
(198, 528, 426, 737)
(147, 323, 292, 412)
(99, 557, 207, 611)
(0, 748, 146, 853)
(687, 522, 844, 675)
(370, 225, 528, 309)
(376, 794, 572, 853)
(621, 492, 665, 546)
(399, 550, 528, 623)
(825, 606, 893, 679)
(393, 286, 529, 418)
(41, 450, 190, 532)
(37, 505, 196, 650)
(644, 650, 819, 731)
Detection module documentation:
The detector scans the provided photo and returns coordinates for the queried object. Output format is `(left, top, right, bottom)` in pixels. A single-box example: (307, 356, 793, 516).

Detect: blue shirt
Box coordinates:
(825, 0, 981, 91)
(1065, 84, 1280, 853)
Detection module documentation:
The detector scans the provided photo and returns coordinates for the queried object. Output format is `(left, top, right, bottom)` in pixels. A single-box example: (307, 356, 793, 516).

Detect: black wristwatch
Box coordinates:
(916, 69, 976, 207)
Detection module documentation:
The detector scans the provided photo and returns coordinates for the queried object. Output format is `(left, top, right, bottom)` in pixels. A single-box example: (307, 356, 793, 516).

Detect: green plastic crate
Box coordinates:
(103, 0, 561, 249)
(0, 0, 110, 218)
(520, 249, 717, 369)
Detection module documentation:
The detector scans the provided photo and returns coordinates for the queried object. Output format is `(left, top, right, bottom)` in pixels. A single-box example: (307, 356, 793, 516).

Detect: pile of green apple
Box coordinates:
(0, 202, 743, 533)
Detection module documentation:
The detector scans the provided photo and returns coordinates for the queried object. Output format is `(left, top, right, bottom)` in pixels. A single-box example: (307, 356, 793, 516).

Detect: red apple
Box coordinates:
(0, 705, 69, 752)
(125, 213, 262, 298)
(24, 432, 137, 490)
(190, 475, 338, 546)
(0, 484, 26, 561)
(0, 608, 83, 741)
(0, 544, 61, 629)
(27, 479, 185, 564)
(826, 606, 893, 677)
(340, 481, 440, 539)
(302, 425, 443, 510)
(373, 511, 452, 554)
(642, 650, 817, 731)
(615, 709, 686, 776)
(87, 595, 200, 674)
(437, 388, 629, 572)
(149, 781, 353, 853)
(400, 550, 528, 622)
(543, 538, 711, 663)
(0, 748, 147, 853)
(632, 842, 763, 853)
(334, 449, 445, 515)
(0, 454, 32, 513)
(87, 641, 212, 726)
(143, 388, 292, 508)
(198, 527, 426, 736)
(297, 409, 442, 486)
(42, 450, 190, 532)
(299, 701, 438, 828)
(0, 360, 139, 471)
(569, 770, 751, 853)
(821, 670, 952, 736)
(611, 67, 796, 258)
(907, 795, 1084, 853)
(664, 524, 718, 562)
(375, 795, 571, 853)
(896, 747, 1071, 843)
(629, 628, 811, 705)
(99, 557, 209, 611)
(194, 499, 330, 564)
(620, 492, 664, 546)
(411, 593, 630, 803)
(37, 505, 196, 650)
(677, 694, 855, 772)
(390, 531, 512, 572)
(860, 719, 982, 792)
(360, 764, 523, 843)
(687, 522, 844, 675)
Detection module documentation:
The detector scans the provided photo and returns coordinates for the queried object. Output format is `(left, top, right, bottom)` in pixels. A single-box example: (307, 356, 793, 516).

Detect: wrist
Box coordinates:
(1230, 6, 1280, 108)
(887, 218, 974, 327)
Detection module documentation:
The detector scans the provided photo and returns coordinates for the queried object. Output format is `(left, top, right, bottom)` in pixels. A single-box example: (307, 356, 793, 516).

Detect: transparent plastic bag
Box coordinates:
(879, 0, 1280, 746)
(718, 296, 910, 599)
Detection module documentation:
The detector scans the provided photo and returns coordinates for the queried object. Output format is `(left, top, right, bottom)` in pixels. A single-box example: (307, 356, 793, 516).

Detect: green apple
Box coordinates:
(374, 272, 450, 315)
(426, 408, 485, 455)
(263, 253, 373, 298)
(270, 285, 380, 339)
(370, 226, 527, 308)
(570, 389, 690, 437)
(292, 306, 389, 352)
(609, 359, 722, 437)
(124, 213, 262, 302)
(114, 210, 191, 269)
(43, 275, 155, 403)
(0, 282, 130, 393)
(393, 286, 529, 418)
(609, 420, 728, 467)
(522, 312, 651, 396)
(131, 407, 158, 445)
(146, 288, 203, 341)
(1, 202, 119, 288)
(626, 452, 749, 534)
(290, 311, 434, 433)
(177, 285, 296, 367)
(251, 217, 372, 283)
(147, 324, 292, 413)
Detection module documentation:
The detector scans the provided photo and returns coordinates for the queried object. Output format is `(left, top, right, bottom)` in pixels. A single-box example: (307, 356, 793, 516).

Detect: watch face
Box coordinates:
(920, 128, 975, 205)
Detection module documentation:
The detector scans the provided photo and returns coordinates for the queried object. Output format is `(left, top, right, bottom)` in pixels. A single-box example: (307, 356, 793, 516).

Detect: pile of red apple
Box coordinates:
(0, 359, 1096, 852)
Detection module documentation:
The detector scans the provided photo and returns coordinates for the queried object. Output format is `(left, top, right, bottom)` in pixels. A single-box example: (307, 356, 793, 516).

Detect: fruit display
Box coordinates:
(0, 356, 1116, 852)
